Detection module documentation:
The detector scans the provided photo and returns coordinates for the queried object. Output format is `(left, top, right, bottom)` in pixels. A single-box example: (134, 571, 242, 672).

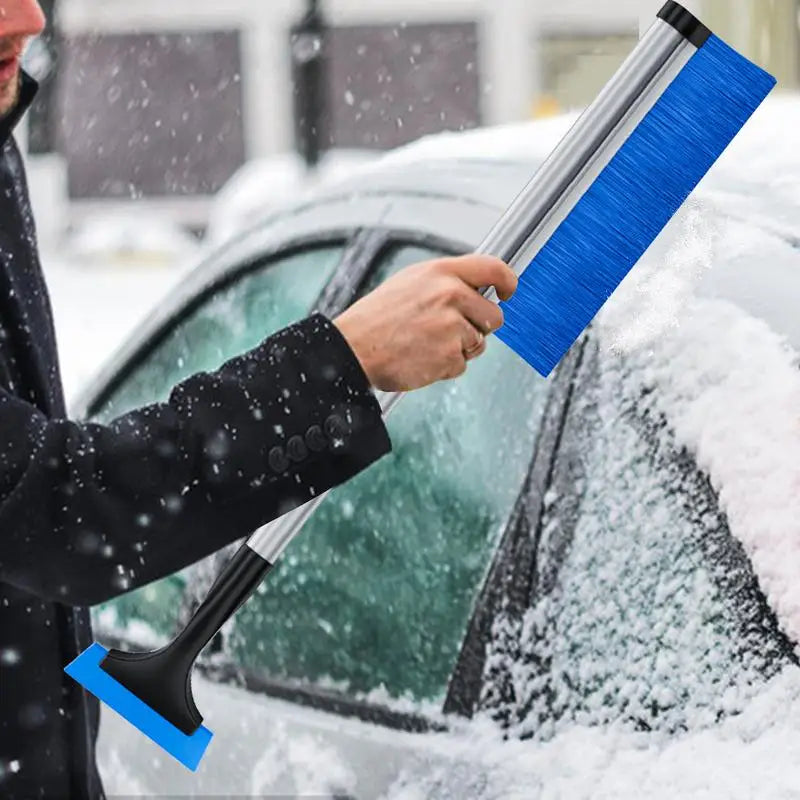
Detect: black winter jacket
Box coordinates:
(0, 76, 391, 799)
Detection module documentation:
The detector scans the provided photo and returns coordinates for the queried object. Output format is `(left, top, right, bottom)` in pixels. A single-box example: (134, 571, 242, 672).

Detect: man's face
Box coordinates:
(0, 0, 46, 117)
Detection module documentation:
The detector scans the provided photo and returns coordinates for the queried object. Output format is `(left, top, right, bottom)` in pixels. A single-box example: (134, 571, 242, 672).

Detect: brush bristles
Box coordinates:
(496, 34, 776, 377)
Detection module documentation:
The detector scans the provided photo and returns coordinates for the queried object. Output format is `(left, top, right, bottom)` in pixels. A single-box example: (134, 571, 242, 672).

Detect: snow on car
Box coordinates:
(205, 148, 380, 248)
(63, 210, 201, 266)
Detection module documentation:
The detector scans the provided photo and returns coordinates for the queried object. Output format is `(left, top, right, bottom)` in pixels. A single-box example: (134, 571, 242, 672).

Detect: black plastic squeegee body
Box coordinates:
(99, 545, 273, 734)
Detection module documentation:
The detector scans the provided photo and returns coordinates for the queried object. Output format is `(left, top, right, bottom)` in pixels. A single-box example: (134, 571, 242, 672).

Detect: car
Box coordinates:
(71, 97, 800, 798)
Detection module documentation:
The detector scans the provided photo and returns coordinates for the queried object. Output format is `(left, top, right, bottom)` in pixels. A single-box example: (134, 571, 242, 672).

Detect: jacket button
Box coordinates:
(305, 425, 327, 452)
(268, 446, 289, 473)
(324, 413, 348, 439)
(286, 435, 308, 462)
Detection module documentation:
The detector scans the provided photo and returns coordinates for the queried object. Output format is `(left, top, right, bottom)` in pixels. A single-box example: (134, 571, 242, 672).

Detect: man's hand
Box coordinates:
(333, 254, 517, 392)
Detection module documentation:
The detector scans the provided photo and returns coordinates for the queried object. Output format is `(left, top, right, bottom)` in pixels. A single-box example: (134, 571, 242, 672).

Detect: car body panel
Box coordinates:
(98, 673, 442, 798)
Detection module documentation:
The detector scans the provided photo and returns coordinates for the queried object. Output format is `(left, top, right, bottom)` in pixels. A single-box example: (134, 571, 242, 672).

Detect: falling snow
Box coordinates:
(14, 70, 798, 796)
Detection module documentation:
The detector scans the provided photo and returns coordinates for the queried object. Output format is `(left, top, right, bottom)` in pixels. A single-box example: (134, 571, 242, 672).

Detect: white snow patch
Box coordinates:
(64, 212, 199, 266)
(97, 746, 153, 797)
(598, 198, 718, 355)
(596, 202, 800, 648)
(358, 685, 444, 721)
(42, 254, 188, 404)
(246, 720, 357, 797)
(92, 606, 168, 649)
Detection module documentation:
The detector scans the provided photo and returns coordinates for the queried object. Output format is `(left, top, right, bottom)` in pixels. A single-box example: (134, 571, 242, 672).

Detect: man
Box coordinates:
(0, 1, 517, 797)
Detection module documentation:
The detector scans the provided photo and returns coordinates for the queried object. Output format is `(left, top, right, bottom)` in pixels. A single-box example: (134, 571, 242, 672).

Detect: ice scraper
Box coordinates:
(65, 2, 776, 771)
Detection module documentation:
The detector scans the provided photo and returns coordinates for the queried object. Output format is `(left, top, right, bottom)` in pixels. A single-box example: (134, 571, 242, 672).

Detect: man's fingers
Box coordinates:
(441, 254, 518, 301)
(460, 318, 484, 354)
(335, 252, 515, 392)
(451, 281, 505, 334)
(462, 329, 487, 361)
(447, 354, 468, 379)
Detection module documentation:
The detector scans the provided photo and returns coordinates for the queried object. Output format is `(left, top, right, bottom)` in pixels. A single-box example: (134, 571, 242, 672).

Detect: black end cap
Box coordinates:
(657, 1, 712, 48)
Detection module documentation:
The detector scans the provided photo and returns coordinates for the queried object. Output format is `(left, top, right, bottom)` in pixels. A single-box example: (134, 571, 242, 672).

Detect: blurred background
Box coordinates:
(14, 0, 800, 401)
(19, 0, 800, 247)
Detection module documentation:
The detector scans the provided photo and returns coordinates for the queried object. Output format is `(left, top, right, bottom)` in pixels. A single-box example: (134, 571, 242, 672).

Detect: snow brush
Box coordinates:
(65, 1, 775, 772)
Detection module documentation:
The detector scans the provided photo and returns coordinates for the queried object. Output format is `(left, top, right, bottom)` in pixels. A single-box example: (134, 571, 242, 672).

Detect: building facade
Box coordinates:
(28, 0, 800, 229)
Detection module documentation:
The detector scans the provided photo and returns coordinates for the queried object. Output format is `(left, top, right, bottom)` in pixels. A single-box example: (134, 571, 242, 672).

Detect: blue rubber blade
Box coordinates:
(496, 34, 776, 377)
(64, 643, 213, 771)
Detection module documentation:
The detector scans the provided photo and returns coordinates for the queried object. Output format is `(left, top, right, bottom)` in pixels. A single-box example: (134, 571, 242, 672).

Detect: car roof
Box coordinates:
(306, 114, 576, 212)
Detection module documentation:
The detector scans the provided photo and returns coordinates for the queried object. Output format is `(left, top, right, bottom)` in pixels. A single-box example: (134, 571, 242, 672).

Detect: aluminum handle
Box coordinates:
(246, 16, 693, 563)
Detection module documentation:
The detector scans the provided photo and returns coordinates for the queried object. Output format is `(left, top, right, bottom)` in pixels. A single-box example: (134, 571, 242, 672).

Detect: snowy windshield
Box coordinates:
(480, 341, 796, 740)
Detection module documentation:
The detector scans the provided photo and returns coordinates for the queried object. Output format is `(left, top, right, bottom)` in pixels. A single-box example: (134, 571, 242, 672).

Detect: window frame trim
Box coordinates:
(79, 230, 359, 421)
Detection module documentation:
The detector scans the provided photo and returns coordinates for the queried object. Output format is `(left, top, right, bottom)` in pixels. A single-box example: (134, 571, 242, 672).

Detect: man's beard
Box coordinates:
(0, 71, 21, 119)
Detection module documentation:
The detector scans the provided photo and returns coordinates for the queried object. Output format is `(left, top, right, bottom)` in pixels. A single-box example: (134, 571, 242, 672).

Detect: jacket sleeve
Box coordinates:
(0, 314, 391, 606)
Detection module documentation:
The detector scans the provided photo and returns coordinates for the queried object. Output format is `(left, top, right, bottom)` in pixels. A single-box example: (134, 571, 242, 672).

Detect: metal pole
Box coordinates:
(290, 0, 329, 169)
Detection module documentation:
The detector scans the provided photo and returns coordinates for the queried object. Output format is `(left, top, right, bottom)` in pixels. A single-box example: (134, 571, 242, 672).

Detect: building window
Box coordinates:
(535, 33, 638, 116)
(324, 22, 481, 150)
(58, 31, 245, 199)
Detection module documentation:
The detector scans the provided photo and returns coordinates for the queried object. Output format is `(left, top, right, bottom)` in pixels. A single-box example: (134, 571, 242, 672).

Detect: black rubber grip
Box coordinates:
(657, 1, 712, 48)
(100, 545, 273, 734)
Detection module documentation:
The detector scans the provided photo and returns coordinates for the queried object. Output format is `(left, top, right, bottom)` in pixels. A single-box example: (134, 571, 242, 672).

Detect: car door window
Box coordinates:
(228, 243, 551, 706)
(92, 245, 345, 423)
(90, 244, 344, 642)
(481, 343, 795, 738)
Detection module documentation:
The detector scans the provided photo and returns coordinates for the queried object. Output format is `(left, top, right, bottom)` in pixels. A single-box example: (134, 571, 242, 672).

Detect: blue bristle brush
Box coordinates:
(65, 1, 775, 771)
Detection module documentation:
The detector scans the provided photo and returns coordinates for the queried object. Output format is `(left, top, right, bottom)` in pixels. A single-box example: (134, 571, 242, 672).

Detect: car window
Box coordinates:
(90, 244, 344, 642)
(227, 243, 551, 707)
(92, 245, 345, 422)
(480, 343, 795, 739)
